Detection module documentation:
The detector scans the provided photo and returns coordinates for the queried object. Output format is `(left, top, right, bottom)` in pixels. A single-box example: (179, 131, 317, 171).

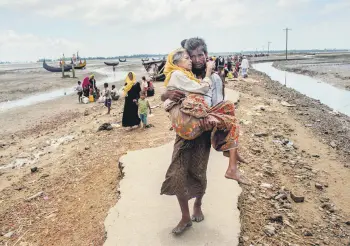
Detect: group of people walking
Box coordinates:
(211, 54, 250, 79)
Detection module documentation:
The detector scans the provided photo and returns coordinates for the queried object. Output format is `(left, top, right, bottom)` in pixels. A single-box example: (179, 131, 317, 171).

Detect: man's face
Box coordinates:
(188, 47, 207, 70)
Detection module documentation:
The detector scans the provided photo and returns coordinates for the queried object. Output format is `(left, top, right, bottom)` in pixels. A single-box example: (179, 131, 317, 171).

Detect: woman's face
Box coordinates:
(177, 52, 192, 71)
(128, 72, 133, 81)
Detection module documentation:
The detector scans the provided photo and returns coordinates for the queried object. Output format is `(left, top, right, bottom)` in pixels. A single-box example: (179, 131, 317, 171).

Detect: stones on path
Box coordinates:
(303, 229, 313, 237)
(269, 214, 283, 223)
(264, 224, 276, 236)
(31, 167, 38, 173)
(330, 141, 337, 148)
(254, 132, 269, 137)
(25, 191, 44, 202)
(315, 183, 324, 190)
(260, 183, 273, 189)
(290, 192, 305, 203)
(281, 101, 297, 107)
(98, 123, 113, 131)
(3, 231, 14, 238)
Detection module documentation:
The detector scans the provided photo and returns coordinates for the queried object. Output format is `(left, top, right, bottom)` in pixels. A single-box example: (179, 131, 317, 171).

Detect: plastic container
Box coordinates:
(89, 95, 94, 102)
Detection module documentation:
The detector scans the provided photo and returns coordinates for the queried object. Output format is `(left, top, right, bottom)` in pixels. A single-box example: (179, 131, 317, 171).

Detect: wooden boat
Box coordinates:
(43, 60, 72, 72)
(142, 60, 166, 82)
(119, 58, 127, 62)
(72, 60, 87, 69)
(154, 74, 165, 81)
(104, 61, 119, 66)
(152, 57, 161, 61)
(141, 58, 149, 62)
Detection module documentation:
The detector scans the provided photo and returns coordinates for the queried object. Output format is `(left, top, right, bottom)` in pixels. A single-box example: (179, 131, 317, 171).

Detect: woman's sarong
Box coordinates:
(166, 94, 239, 152)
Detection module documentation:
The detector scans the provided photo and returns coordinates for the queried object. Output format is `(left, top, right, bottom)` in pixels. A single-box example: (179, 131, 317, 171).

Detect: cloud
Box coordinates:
(0, 0, 254, 27)
(0, 30, 83, 61)
(320, 0, 350, 14)
(277, 0, 311, 8)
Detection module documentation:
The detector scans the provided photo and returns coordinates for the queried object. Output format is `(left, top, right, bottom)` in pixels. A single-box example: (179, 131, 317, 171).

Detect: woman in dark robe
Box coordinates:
(122, 72, 141, 128)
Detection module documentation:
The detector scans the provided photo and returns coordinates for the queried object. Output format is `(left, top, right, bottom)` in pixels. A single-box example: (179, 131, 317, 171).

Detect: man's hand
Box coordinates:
(161, 90, 185, 102)
(199, 118, 215, 131)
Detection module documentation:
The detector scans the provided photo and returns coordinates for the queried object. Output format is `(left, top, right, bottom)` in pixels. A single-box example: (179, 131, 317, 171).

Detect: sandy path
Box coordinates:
(104, 89, 241, 246)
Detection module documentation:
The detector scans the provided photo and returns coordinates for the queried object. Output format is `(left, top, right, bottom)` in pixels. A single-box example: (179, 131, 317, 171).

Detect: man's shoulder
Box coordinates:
(210, 73, 222, 82)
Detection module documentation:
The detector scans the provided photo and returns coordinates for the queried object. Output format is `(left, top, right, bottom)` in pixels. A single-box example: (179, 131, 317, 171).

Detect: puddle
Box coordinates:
(253, 62, 350, 116)
(0, 68, 127, 112)
(0, 135, 75, 170)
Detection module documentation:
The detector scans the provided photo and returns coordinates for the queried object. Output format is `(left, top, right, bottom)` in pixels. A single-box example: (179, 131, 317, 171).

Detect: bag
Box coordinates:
(82, 96, 89, 104)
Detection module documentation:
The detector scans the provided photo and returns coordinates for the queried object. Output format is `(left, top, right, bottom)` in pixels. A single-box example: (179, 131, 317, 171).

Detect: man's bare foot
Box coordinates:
(225, 169, 250, 185)
(172, 218, 192, 235)
(192, 205, 204, 222)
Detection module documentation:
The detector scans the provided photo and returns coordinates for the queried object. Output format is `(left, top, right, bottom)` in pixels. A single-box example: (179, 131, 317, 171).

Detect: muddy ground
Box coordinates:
(227, 70, 350, 246)
(0, 60, 141, 103)
(0, 66, 349, 245)
(273, 53, 350, 91)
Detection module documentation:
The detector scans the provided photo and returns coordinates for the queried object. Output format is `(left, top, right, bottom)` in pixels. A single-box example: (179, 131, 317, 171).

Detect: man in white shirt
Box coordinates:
(241, 56, 249, 78)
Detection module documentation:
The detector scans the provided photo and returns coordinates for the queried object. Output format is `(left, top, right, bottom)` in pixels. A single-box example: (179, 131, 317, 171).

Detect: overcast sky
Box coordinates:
(0, 0, 349, 61)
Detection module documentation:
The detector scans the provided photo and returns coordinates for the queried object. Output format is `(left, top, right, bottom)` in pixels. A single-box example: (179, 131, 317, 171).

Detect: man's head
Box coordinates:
(142, 76, 146, 81)
(112, 85, 115, 89)
(104, 82, 108, 88)
(181, 39, 187, 48)
(184, 37, 208, 73)
(78, 81, 81, 85)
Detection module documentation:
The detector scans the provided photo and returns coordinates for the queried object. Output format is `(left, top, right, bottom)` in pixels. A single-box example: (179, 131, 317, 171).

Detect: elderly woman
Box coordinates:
(122, 72, 141, 128)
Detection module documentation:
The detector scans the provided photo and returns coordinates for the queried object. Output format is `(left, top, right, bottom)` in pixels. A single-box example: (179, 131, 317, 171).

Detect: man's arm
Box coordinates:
(161, 90, 186, 102)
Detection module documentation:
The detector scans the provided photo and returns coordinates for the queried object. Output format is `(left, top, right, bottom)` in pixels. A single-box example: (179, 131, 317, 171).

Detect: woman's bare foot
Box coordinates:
(172, 218, 192, 235)
(192, 205, 204, 222)
(237, 153, 247, 164)
(223, 151, 247, 163)
(225, 169, 250, 185)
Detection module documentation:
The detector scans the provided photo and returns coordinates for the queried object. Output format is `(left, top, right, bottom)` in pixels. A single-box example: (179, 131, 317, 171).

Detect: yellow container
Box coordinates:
(89, 95, 94, 102)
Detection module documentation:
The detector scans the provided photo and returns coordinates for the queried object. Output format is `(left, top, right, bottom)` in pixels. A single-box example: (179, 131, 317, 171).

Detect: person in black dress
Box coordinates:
(122, 72, 141, 128)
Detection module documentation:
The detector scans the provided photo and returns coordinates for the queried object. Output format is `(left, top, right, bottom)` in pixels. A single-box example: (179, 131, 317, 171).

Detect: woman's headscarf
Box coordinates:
(123, 72, 136, 96)
(164, 48, 200, 87)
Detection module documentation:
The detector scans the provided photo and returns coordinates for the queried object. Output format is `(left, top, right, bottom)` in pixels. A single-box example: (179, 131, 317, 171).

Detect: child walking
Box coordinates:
(104, 83, 112, 114)
(75, 81, 83, 103)
(137, 92, 151, 128)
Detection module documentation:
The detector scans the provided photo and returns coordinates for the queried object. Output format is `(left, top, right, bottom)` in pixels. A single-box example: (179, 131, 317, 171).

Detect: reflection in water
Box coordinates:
(253, 62, 350, 116)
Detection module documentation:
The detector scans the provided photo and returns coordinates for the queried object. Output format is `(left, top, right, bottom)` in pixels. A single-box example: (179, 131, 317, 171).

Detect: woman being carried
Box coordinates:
(164, 48, 247, 184)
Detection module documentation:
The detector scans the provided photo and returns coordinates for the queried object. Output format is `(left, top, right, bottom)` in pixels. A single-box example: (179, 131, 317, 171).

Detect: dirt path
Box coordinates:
(0, 80, 175, 245)
(1, 67, 349, 245)
(226, 72, 350, 245)
(103, 89, 241, 246)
